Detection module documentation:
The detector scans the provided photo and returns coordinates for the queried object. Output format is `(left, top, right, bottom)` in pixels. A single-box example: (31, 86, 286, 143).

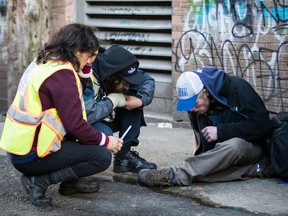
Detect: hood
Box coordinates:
(193, 67, 228, 106)
(92, 45, 145, 85)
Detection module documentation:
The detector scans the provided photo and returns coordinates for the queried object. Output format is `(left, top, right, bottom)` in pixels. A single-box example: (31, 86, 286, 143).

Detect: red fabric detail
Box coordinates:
(82, 65, 92, 74)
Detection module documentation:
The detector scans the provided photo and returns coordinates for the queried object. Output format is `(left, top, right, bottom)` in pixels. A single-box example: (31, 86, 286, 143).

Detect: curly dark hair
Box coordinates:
(36, 23, 99, 71)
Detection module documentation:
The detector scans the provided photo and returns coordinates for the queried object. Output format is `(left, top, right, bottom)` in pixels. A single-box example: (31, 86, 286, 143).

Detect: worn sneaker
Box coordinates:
(138, 168, 174, 187)
(113, 150, 157, 173)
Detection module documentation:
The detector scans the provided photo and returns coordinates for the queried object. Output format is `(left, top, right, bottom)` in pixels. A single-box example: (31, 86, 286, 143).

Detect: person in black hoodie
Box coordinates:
(138, 67, 273, 187)
(83, 45, 157, 173)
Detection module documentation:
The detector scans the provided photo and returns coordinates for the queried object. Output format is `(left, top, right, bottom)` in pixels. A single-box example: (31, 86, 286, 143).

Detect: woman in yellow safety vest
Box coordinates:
(0, 23, 123, 206)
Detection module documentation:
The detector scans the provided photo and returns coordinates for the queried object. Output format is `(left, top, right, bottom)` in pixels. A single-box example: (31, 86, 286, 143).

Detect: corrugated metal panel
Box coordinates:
(86, 5, 171, 16)
(96, 31, 171, 43)
(86, 17, 171, 30)
(76, 0, 172, 74)
(86, 0, 170, 2)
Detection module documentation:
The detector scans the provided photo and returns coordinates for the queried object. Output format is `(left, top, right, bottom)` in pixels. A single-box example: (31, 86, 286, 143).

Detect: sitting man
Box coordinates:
(138, 67, 273, 187)
(84, 44, 157, 173)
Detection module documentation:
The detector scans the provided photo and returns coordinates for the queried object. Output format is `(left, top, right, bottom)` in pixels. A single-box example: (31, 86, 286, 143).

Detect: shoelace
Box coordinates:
(130, 151, 146, 163)
(151, 169, 173, 186)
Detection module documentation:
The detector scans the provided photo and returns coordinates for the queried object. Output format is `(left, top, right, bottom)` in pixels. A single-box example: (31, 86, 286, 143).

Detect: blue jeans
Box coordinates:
(92, 107, 146, 157)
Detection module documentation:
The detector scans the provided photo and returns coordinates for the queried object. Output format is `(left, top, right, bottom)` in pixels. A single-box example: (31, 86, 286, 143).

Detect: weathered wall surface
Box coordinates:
(51, 0, 73, 32)
(5, 0, 73, 106)
(172, 0, 288, 120)
(2, 0, 287, 121)
(0, 0, 7, 113)
(6, 0, 52, 104)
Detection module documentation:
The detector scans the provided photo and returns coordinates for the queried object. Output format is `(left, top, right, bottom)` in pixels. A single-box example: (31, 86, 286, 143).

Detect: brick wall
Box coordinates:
(51, 0, 74, 32)
(172, 0, 288, 118)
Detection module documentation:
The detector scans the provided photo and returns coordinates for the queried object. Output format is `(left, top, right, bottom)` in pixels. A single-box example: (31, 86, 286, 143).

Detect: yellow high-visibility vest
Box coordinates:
(0, 61, 87, 158)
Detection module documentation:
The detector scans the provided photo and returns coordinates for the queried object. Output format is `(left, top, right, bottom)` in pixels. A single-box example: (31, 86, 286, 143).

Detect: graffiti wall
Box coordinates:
(173, 0, 288, 113)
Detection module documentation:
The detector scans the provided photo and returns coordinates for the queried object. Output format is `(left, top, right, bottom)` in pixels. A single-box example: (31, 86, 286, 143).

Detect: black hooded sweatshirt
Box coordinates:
(188, 67, 272, 155)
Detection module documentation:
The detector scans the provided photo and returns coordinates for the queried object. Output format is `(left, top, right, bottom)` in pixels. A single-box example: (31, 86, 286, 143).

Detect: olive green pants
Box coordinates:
(171, 138, 263, 185)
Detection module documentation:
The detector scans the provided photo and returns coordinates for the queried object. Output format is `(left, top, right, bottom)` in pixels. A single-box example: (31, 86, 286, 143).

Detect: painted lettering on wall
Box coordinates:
(175, 0, 288, 112)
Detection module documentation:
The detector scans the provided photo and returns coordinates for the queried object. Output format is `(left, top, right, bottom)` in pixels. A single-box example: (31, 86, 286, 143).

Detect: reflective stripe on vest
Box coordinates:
(90, 75, 101, 100)
(0, 61, 87, 157)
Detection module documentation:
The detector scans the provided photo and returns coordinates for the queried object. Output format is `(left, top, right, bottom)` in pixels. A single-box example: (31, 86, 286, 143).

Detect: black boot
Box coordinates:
(21, 175, 52, 206)
(113, 150, 157, 173)
(21, 166, 77, 206)
(59, 177, 100, 196)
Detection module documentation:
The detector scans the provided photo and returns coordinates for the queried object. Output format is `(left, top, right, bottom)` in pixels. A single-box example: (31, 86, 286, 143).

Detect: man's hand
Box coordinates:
(201, 126, 218, 142)
(124, 95, 143, 110)
(107, 136, 123, 154)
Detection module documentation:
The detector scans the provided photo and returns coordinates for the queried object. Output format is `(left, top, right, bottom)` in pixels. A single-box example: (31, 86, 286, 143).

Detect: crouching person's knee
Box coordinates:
(91, 148, 112, 173)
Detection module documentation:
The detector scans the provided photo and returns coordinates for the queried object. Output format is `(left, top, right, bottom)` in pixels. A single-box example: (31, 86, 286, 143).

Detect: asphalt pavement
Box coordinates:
(0, 115, 287, 216)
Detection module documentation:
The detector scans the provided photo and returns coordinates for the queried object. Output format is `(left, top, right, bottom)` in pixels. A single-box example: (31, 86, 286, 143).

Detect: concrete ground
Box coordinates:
(0, 117, 287, 215)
